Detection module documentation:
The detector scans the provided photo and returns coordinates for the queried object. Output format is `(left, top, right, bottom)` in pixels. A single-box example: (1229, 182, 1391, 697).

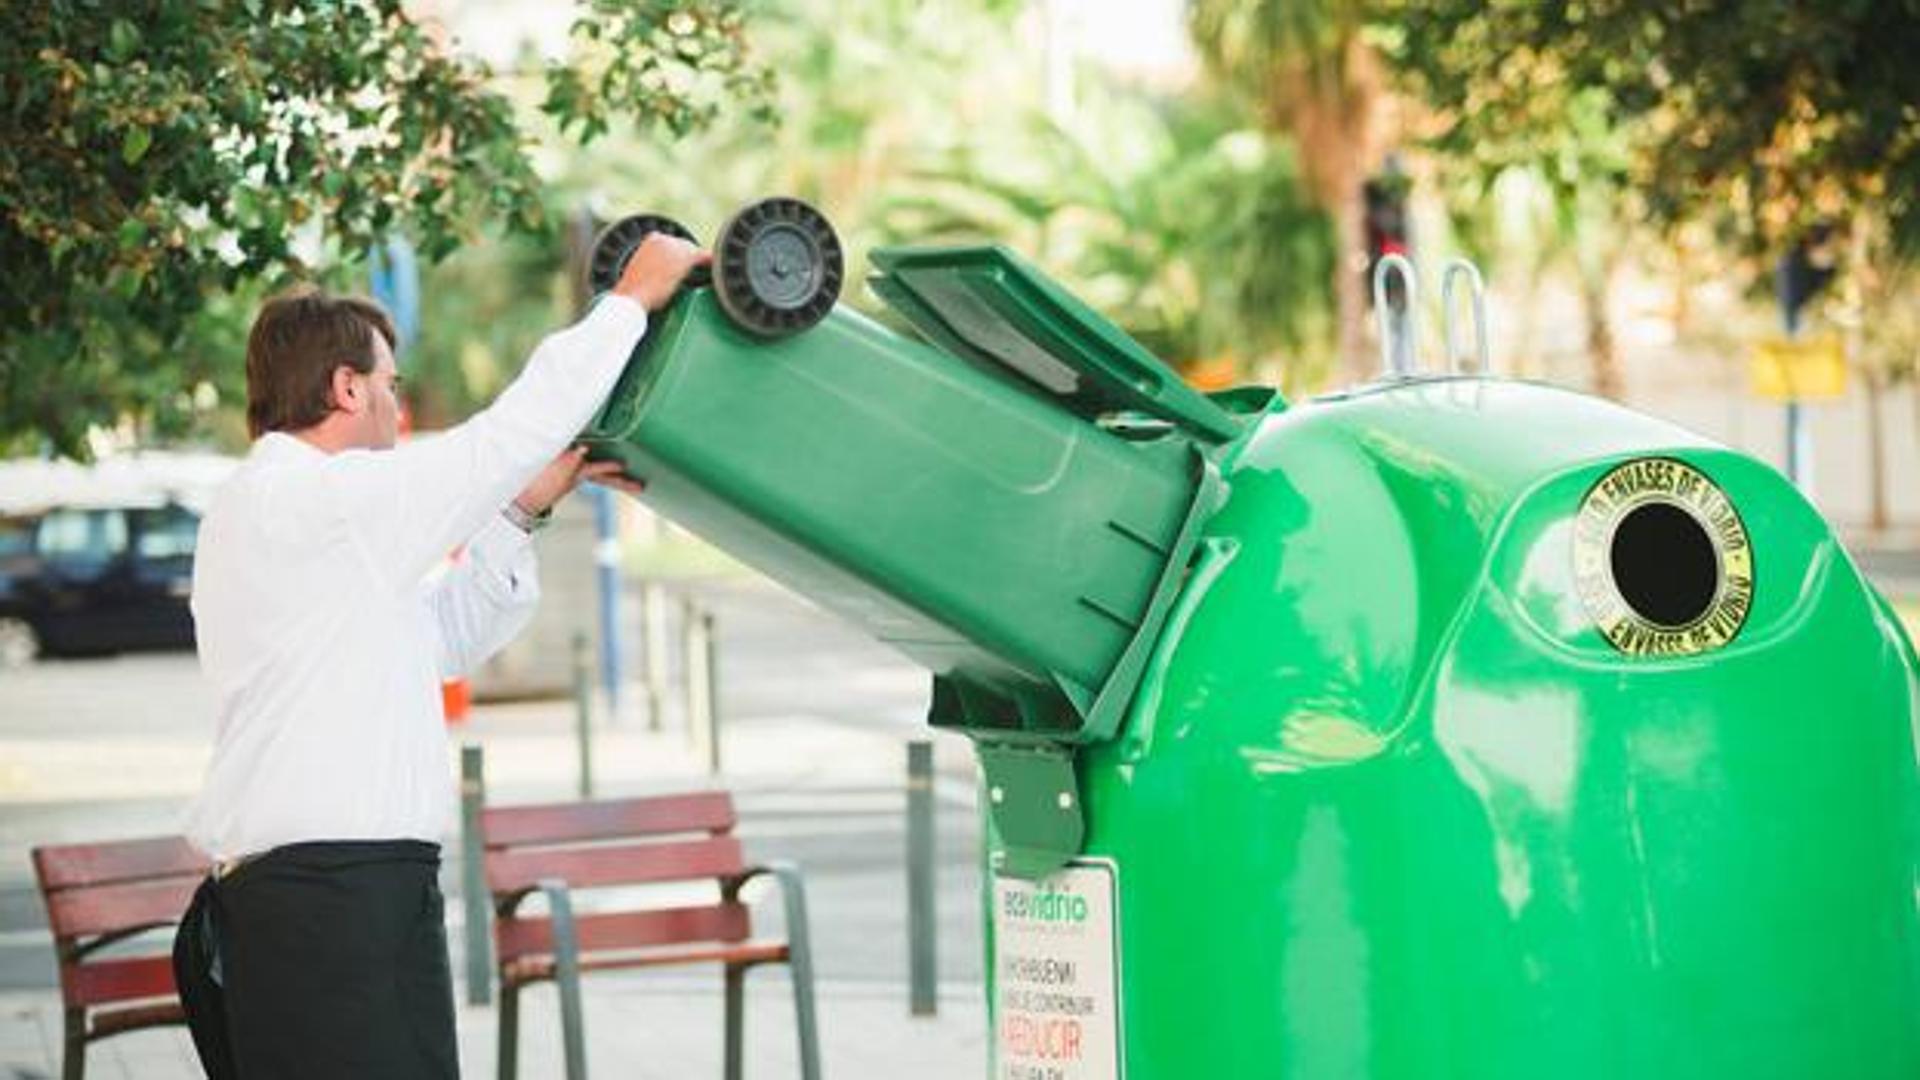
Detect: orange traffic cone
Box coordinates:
(442, 677, 472, 724)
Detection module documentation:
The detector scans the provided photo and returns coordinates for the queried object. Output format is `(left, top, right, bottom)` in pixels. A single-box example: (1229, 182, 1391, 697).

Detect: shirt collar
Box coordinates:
(252, 431, 326, 463)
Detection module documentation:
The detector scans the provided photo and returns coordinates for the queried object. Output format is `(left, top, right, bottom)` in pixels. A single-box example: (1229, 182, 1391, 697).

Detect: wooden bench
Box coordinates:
(483, 790, 821, 1080)
(31, 835, 203, 1080)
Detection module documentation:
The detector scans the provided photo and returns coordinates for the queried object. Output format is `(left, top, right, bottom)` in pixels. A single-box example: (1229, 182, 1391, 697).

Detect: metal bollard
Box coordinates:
(702, 610, 722, 775)
(684, 605, 722, 774)
(459, 744, 492, 1005)
(592, 486, 624, 725)
(642, 582, 668, 732)
(682, 596, 704, 748)
(571, 630, 594, 799)
(907, 740, 937, 1015)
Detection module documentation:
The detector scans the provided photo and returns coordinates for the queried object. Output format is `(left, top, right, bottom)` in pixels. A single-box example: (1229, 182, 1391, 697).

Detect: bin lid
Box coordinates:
(869, 245, 1242, 444)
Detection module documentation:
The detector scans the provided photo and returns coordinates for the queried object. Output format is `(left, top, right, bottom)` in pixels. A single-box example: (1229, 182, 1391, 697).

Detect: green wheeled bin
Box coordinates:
(582, 201, 1920, 1079)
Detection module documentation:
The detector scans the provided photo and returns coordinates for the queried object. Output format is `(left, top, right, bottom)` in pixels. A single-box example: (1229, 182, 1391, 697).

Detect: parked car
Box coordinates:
(0, 502, 200, 664)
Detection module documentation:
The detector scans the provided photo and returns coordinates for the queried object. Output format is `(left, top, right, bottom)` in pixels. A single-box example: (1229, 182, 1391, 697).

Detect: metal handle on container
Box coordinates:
(1373, 253, 1421, 378)
(1441, 258, 1491, 375)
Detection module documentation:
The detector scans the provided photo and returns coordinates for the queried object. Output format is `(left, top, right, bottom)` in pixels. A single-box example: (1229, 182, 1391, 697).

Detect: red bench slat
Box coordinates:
(33, 837, 204, 890)
(486, 836, 745, 895)
(494, 902, 750, 963)
(44, 878, 199, 940)
(482, 792, 736, 848)
(67, 955, 177, 1009)
(504, 941, 790, 986)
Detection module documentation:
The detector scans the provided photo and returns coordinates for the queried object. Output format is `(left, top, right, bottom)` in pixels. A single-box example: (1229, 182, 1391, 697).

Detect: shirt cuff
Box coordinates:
(467, 509, 534, 569)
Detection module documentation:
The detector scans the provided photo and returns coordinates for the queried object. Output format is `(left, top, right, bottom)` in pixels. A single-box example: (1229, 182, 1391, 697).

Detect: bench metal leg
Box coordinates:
(61, 1007, 85, 1080)
(791, 942, 822, 1080)
(497, 982, 520, 1080)
(539, 880, 589, 1080)
(735, 862, 823, 1080)
(723, 962, 746, 1080)
(771, 864, 822, 1080)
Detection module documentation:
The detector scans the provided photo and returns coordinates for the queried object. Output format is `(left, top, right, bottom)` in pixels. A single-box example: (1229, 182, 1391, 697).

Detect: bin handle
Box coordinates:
(1372, 253, 1421, 378)
(1441, 258, 1491, 375)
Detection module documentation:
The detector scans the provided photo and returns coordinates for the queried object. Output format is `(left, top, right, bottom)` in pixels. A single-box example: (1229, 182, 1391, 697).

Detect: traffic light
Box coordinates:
(1364, 170, 1410, 307)
(1776, 222, 1838, 333)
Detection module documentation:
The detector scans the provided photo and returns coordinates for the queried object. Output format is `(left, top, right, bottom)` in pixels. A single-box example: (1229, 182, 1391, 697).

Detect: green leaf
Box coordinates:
(109, 20, 139, 62)
(122, 126, 153, 166)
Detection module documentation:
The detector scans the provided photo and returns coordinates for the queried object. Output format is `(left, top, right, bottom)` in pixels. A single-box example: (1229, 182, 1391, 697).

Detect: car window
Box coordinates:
(134, 505, 199, 560)
(36, 509, 129, 567)
(0, 519, 32, 558)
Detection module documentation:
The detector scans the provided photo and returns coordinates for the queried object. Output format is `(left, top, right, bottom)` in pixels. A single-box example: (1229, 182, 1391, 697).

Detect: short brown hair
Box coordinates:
(244, 285, 398, 438)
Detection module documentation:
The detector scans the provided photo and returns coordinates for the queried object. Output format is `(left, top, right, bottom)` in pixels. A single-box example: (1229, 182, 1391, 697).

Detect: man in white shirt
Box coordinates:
(172, 233, 708, 1079)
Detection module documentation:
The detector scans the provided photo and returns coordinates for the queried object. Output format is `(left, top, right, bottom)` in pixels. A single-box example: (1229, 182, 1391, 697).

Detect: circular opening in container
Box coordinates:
(1609, 501, 1719, 628)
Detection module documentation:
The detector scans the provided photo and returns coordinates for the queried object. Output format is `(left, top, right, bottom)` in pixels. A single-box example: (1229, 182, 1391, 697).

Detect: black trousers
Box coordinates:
(172, 840, 459, 1079)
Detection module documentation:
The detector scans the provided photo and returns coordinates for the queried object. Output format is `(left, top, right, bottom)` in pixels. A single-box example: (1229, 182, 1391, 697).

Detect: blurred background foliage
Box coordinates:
(4, 0, 1918, 467)
(408, 0, 1337, 422)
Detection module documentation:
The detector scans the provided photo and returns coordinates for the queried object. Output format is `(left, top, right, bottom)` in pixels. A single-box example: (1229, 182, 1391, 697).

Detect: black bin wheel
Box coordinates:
(587, 213, 711, 296)
(712, 197, 842, 338)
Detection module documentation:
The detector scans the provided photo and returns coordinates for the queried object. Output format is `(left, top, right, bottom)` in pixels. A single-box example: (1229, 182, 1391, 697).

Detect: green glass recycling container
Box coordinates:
(577, 218, 1919, 1078)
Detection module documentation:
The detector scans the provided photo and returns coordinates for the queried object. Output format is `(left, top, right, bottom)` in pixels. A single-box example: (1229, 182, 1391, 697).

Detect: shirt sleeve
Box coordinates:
(317, 294, 647, 592)
(424, 511, 541, 678)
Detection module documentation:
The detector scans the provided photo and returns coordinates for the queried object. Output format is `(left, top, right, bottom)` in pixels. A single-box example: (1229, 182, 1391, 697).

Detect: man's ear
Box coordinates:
(330, 365, 362, 415)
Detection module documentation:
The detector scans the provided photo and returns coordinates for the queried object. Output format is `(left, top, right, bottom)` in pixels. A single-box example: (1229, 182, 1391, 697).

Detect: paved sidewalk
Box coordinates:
(0, 636, 992, 1079)
(0, 976, 987, 1079)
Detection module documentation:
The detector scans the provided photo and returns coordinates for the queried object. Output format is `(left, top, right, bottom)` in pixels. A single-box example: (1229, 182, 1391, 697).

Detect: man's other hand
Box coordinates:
(513, 446, 646, 518)
(614, 234, 711, 312)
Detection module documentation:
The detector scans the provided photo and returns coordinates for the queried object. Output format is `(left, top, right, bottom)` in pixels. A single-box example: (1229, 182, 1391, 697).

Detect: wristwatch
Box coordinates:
(502, 500, 552, 535)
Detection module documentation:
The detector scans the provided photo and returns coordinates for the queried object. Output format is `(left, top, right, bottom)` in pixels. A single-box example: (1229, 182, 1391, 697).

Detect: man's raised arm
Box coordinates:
(321, 235, 706, 590)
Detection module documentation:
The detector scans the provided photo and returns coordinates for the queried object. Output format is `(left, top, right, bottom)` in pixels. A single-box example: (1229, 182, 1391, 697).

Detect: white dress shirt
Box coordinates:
(184, 296, 649, 860)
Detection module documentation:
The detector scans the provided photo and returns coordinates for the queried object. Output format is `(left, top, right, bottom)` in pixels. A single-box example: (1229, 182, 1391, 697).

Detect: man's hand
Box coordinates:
(513, 446, 646, 518)
(614, 233, 711, 311)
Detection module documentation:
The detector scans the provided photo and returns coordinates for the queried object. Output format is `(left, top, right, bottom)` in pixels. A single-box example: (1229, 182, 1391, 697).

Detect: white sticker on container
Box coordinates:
(992, 861, 1122, 1080)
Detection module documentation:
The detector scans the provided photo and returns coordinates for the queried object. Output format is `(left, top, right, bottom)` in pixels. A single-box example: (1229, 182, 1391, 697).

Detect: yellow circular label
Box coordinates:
(1572, 458, 1754, 657)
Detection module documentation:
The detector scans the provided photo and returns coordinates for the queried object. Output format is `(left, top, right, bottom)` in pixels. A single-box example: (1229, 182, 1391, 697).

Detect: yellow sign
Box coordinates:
(1573, 458, 1754, 657)
(1750, 334, 1846, 401)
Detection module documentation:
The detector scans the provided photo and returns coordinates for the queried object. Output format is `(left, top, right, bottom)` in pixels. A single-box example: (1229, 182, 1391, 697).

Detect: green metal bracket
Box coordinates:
(976, 740, 1084, 879)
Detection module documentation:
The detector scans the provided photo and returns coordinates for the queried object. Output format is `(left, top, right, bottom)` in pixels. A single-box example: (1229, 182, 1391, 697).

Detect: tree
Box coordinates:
(1, 0, 767, 456)
(1379, 0, 1920, 508)
(1378, 1, 1920, 257)
(540, 0, 1033, 262)
(877, 90, 1333, 383)
(397, 0, 1044, 432)
(1424, 85, 1637, 396)
(528, 0, 1336, 382)
(1189, 0, 1387, 385)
